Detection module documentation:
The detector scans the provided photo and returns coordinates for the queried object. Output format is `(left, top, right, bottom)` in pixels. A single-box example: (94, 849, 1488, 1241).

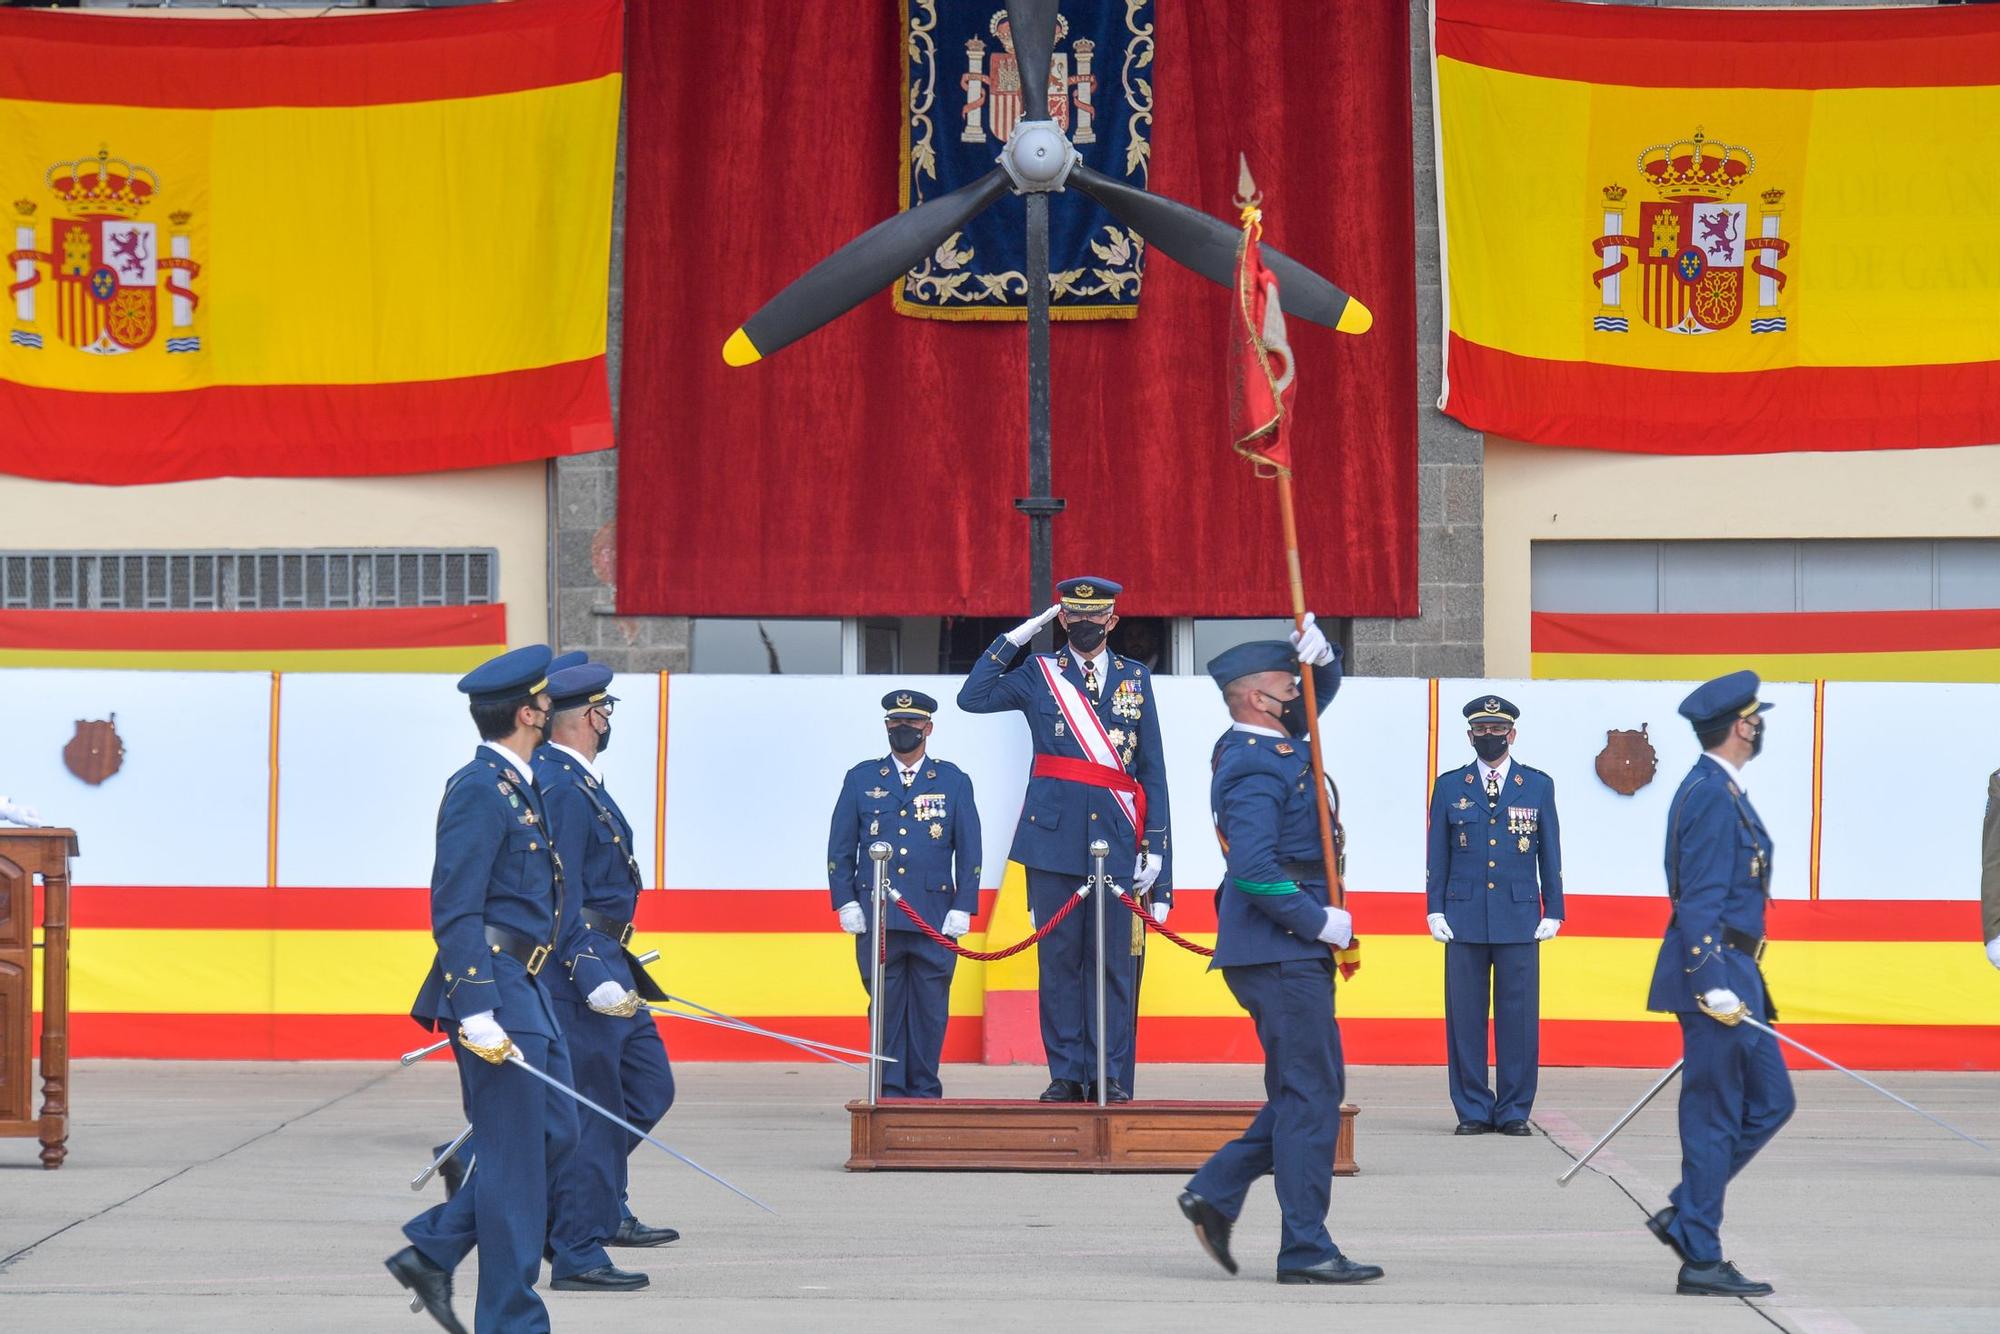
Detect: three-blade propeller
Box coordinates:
(722, 0, 1368, 367)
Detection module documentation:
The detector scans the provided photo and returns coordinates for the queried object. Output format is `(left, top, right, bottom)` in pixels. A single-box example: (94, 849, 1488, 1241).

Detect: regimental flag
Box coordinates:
(1532, 609, 2000, 685)
(1432, 0, 2000, 455)
(1230, 191, 1294, 477)
(896, 0, 1153, 320)
(0, 0, 621, 484)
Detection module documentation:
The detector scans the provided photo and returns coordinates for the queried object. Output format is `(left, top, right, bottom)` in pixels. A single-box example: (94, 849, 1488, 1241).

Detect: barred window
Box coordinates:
(0, 550, 498, 611)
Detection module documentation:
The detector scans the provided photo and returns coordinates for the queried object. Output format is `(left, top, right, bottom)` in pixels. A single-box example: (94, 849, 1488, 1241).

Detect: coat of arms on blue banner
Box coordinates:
(898, 1, 1154, 321)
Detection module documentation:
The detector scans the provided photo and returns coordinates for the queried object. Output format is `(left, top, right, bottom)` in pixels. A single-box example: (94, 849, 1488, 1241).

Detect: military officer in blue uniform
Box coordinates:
(536, 661, 679, 1291)
(957, 576, 1173, 1103)
(827, 690, 982, 1098)
(387, 644, 584, 1334)
(1425, 696, 1565, 1136)
(1177, 629, 1383, 1286)
(1644, 670, 1794, 1298)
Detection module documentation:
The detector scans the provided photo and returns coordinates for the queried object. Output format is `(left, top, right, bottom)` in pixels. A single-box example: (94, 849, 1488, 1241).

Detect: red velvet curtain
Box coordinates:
(617, 1, 1415, 619)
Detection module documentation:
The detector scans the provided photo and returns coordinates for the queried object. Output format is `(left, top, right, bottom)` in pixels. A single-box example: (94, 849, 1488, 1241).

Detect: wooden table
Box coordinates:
(0, 828, 79, 1168)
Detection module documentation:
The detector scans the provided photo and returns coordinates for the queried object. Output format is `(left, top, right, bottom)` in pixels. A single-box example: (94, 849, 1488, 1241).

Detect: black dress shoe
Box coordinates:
(1497, 1119, 1533, 1137)
(551, 1264, 651, 1292)
(1276, 1254, 1385, 1285)
(437, 1153, 467, 1200)
(610, 1216, 681, 1247)
(1646, 1207, 1691, 1265)
(1038, 1079, 1086, 1103)
(1453, 1120, 1493, 1135)
(386, 1245, 467, 1334)
(1677, 1260, 1773, 1297)
(1177, 1191, 1238, 1276)
(1084, 1079, 1132, 1104)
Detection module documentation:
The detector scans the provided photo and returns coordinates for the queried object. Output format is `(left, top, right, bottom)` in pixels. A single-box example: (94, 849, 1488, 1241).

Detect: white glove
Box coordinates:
(587, 981, 641, 1017)
(1534, 917, 1561, 941)
(1698, 987, 1747, 1026)
(1426, 912, 1454, 943)
(1317, 906, 1353, 949)
(1150, 901, 1169, 926)
(1132, 854, 1162, 896)
(1289, 611, 1334, 668)
(1986, 936, 2000, 970)
(1004, 604, 1063, 647)
(0, 797, 43, 827)
(838, 902, 866, 935)
(942, 909, 971, 939)
(457, 1010, 512, 1062)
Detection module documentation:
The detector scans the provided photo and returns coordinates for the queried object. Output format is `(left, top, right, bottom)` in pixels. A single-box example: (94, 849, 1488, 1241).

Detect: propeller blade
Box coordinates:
(724, 167, 1012, 366)
(1069, 163, 1372, 335)
(1006, 0, 1059, 126)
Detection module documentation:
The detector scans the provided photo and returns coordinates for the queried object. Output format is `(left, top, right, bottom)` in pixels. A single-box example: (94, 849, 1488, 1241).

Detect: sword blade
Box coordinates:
(503, 1050, 777, 1213)
(401, 1036, 452, 1067)
(410, 1122, 474, 1191)
(1740, 1017, 1990, 1153)
(1557, 1060, 1684, 1186)
(644, 1005, 862, 1069)
(660, 992, 896, 1063)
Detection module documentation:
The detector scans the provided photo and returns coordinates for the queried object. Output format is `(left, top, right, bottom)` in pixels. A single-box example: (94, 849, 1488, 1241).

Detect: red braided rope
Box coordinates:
(889, 888, 1088, 961)
(1114, 890, 1215, 958)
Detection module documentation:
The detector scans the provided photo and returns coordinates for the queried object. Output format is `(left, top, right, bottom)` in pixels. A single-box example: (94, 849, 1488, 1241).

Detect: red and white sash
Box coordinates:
(1032, 655, 1143, 835)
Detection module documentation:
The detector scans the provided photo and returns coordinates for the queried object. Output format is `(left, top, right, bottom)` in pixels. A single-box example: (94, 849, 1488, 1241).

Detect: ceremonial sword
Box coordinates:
(1737, 1015, 1990, 1153)
(397, 951, 671, 1066)
(410, 1123, 475, 1191)
(641, 1005, 871, 1069)
(1556, 1061, 1683, 1187)
(657, 991, 895, 1063)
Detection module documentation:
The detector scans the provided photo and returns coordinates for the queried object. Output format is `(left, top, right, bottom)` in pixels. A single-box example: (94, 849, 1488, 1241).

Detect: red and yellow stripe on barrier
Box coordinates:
(0, 606, 505, 672)
(32, 886, 2000, 1070)
(1531, 609, 2000, 683)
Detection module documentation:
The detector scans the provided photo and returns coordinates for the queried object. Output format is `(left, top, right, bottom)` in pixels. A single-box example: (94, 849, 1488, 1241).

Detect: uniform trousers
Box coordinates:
(404, 1030, 579, 1334)
(1664, 973, 1795, 1263)
(1027, 866, 1136, 1088)
(546, 996, 675, 1277)
(1444, 939, 1540, 1125)
(1187, 957, 1345, 1271)
(855, 926, 956, 1098)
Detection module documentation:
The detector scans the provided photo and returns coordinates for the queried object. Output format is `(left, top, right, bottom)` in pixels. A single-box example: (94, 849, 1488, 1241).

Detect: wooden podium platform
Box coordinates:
(847, 1099, 1358, 1174)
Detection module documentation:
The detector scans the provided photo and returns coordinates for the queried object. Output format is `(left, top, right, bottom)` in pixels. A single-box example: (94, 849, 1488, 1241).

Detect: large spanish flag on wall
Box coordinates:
(1532, 609, 2000, 684)
(0, 606, 505, 672)
(1432, 0, 2000, 454)
(0, 0, 620, 485)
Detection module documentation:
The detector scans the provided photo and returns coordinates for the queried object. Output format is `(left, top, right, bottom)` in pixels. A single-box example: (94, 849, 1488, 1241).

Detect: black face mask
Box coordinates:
(1747, 719, 1765, 759)
(594, 720, 612, 754)
(1472, 734, 1510, 763)
(533, 712, 554, 746)
(1064, 620, 1108, 653)
(1272, 692, 1310, 739)
(887, 724, 925, 755)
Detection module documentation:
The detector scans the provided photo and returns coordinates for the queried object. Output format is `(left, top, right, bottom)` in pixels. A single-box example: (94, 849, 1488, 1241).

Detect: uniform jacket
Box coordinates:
(957, 636, 1172, 895)
(1647, 755, 1773, 1014)
(1207, 658, 1341, 969)
(1983, 769, 2000, 944)
(827, 754, 982, 932)
(1426, 759, 1564, 944)
(534, 743, 665, 1002)
(411, 747, 590, 1037)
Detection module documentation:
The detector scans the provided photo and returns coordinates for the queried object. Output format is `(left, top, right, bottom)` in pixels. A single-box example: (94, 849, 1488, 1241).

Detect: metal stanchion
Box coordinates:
(1089, 837, 1109, 1108)
(867, 841, 892, 1106)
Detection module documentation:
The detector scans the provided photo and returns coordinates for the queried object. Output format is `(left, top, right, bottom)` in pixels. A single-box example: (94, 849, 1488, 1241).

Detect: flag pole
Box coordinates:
(1274, 473, 1345, 911)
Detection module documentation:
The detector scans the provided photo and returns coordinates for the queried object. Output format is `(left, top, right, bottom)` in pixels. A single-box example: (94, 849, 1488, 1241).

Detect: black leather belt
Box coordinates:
(1280, 860, 1327, 882)
(1722, 926, 1766, 960)
(484, 924, 553, 976)
(581, 907, 635, 948)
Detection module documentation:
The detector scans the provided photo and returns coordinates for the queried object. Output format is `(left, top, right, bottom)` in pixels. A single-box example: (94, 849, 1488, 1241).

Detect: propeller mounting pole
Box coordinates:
(1015, 185, 1063, 650)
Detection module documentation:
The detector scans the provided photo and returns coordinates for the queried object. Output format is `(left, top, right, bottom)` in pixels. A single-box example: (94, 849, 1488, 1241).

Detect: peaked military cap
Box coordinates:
(1206, 640, 1297, 690)
(882, 689, 937, 719)
(1057, 575, 1121, 612)
(1464, 695, 1519, 725)
(1679, 670, 1773, 730)
(547, 650, 589, 675)
(547, 662, 616, 712)
(457, 644, 553, 706)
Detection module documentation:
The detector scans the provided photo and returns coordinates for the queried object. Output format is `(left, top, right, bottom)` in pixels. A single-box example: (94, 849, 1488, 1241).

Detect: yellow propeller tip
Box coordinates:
(721, 328, 763, 367)
(1335, 298, 1372, 336)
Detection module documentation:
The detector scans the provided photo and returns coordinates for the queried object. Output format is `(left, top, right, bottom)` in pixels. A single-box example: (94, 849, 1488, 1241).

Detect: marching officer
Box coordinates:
(386, 644, 583, 1334)
(957, 576, 1173, 1103)
(826, 690, 982, 1098)
(1425, 696, 1564, 1135)
(1177, 629, 1383, 1286)
(536, 661, 679, 1291)
(1644, 670, 1794, 1298)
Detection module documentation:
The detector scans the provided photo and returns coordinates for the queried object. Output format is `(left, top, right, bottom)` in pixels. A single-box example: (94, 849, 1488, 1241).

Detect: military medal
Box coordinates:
(869, 818, 879, 835)
(865, 787, 888, 799)
(1518, 835, 1531, 852)
(930, 823, 943, 839)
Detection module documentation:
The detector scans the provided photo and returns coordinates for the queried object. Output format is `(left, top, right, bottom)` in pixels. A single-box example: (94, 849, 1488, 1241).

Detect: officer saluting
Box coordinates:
(827, 690, 982, 1098)
(387, 645, 584, 1334)
(1177, 629, 1382, 1286)
(535, 661, 679, 1291)
(1644, 670, 1794, 1298)
(1424, 696, 1564, 1135)
(957, 577, 1173, 1103)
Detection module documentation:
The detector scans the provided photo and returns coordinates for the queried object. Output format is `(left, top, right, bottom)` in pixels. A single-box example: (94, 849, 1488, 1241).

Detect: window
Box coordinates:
(1531, 539, 2000, 613)
(0, 549, 497, 611)
(688, 618, 842, 673)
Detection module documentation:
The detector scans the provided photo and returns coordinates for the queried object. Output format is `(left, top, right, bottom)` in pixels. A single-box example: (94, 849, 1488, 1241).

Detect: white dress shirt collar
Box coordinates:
(1478, 756, 1512, 790)
(548, 741, 602, 785)
(1704, 750, 1747, 791)
(1232, 721, 1287, 739)
(483, 739, 536, 779)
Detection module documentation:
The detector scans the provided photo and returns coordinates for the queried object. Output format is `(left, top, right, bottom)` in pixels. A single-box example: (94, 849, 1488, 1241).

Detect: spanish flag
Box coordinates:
(0, 606, 506, 673)
(1433, 0, 2000, 455)
(0, 0, 621, 485)
(1531, 609, 2000, 685)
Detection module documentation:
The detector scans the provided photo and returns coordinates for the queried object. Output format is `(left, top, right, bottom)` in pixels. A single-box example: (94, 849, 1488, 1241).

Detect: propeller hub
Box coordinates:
(1000, 119, 1076, 194)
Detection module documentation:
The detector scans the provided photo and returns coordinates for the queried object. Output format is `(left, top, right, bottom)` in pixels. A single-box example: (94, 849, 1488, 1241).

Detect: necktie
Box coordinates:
(1084, 660, 1099, 699)
(1485, 770, 1501, 800)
